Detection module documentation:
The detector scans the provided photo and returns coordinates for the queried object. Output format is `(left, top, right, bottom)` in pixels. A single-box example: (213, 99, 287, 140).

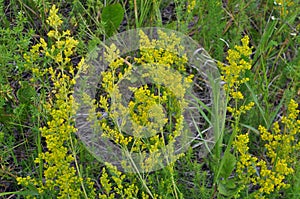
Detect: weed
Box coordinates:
(1, 0, 299, 198)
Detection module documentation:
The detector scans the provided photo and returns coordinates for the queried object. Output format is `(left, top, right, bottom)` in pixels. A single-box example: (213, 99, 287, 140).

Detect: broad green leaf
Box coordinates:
(218, 179, 239, 197)
(102, 3, 124, 37)
(220, 152, 236, 179)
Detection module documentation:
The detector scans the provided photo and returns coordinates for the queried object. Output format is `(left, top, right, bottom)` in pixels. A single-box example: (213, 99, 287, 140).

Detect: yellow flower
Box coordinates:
(47, 5, 63, 28)
(187, 0, 196, 13)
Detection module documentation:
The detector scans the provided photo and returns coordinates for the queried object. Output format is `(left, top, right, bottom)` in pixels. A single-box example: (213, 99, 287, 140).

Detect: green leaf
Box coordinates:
(0, 189, 39, 197)
(102, 3, 124, 37)
(245, 82, 269, 127)
(218, 179, 239, 197)
(220, 152, 236, 179)
(224, 178, 236, 189)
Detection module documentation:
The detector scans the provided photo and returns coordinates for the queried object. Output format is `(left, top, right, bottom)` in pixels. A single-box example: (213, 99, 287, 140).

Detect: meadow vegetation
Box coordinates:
(0, 0, 299, 198)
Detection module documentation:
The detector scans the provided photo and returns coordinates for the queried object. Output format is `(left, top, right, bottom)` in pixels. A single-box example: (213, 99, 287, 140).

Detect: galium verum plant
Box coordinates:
(97, 29, 193, 172)
(213, 35, 255, 197)
(95, 29, 194, 198)
(219, 36, 300, 198)
(234, 99, 300, 198)
(17, 5, 95, 198)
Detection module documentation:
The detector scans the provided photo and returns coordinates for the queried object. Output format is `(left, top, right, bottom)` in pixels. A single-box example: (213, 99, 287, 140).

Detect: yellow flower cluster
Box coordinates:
(17, 5, 95, 198)
(100, 44, 133, 148)
(234, 99, 300, 198)
(255, 99, 300, 196)
(187, 0, 196, 13)
(219, 36, 254, 118)
(99, 162, 171, 199)
(23, 37, 48, 79)
(128, 85, 168, 137)
(46, 5, 63, 28)
(23, 5, 79, 81)
(227, 101, 255, 118)
(233, 133, 258, 185)
(135, 30, 189, 73)
(219, 36, 252, 91)
(99, 29, 192, 172)
(255, 159, 292, 195)
(99, 163, 151, 199)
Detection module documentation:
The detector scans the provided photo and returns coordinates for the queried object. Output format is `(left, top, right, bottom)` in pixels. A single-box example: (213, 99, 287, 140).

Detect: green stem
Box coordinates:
(69, 133, 89, 199)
